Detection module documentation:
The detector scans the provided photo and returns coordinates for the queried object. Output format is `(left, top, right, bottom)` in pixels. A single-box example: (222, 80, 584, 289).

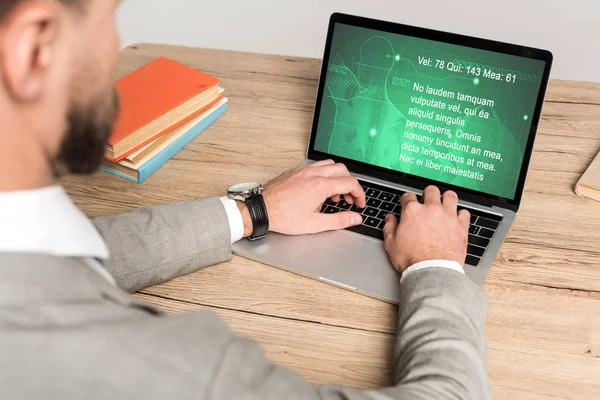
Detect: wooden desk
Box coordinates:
(62, 44, 600, 399)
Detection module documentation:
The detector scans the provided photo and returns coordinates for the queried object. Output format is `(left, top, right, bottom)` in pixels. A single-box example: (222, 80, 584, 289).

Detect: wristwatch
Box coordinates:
(227, 182, 269, 241)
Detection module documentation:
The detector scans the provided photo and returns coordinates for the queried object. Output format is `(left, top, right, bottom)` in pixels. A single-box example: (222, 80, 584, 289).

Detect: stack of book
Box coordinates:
(101, 57, 228, 182)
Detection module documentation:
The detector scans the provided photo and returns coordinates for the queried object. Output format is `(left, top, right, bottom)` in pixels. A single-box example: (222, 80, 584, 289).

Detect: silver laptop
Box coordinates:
(234, 13, 553, 303)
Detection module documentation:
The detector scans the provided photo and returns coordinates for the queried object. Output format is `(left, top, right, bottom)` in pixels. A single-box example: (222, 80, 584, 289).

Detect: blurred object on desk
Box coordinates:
(575, 150, 600, 202)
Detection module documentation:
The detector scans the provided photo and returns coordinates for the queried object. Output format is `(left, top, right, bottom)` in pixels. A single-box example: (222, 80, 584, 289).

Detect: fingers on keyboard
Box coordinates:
(322, 180, 501, 268)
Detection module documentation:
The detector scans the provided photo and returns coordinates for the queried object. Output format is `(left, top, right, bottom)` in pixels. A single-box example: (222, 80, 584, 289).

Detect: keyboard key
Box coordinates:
(393, 205, 402, 214)
(378, 219, 387, 229)
(364, 217, 381, 228)
(337, 200, 351, 210)
(320, 204, 327, 213)
(379, 192, 394, 202)
(469, 225, 481, 235)
(465, 255, 481, 267)
(470, 215, 478, 224)
(365, 188, 381, 198)
(469, 235, 490, 247)
(350, 204, 365, 213)
(323, 206, 339, 214)
(380, 201, 395, 212)
(366, 198, 382, 208)
(479, 227, 495, 238)
(468, 234, 490, 248)
(377, 210, 391, 220)
(391, 194, 403, 204)
(363, 207, 379, 217)
(476, 217, 499, 230)
(325, 198, 337, 206)
(346, 223, 383, 240)
(467, 244, 485, 257)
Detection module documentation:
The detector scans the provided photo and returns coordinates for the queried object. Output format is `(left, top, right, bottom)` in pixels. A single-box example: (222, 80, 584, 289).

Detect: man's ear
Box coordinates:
(0, 1, 59, 103)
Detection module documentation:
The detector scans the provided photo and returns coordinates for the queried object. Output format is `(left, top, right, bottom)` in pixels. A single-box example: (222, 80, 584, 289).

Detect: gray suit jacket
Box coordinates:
(0, 197, 490, 399)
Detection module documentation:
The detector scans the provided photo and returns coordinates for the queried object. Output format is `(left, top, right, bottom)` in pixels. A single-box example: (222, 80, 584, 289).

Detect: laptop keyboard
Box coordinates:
(319, 180, 502, 267)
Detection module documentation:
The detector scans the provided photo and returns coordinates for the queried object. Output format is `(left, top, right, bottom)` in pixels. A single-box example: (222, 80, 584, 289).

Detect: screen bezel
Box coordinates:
(307, 13, 553, 211)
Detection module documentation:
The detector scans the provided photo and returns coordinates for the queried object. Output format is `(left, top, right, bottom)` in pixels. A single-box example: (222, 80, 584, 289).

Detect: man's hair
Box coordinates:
(0, 0, 81, 23)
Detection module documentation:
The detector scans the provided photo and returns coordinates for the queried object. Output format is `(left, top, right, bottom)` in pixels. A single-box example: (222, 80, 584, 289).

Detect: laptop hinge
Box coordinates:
(305, 156, 520, 213)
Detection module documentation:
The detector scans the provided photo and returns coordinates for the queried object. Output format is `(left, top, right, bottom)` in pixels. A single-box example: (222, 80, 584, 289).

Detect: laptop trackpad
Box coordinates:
(292, 230, 401, 303)
(233, 230, 401, 303)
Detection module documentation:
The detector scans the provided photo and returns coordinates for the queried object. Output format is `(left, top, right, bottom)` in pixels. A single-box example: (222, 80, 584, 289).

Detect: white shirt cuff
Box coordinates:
(400, 259, 465, 284)
(219, 196, 244, 244)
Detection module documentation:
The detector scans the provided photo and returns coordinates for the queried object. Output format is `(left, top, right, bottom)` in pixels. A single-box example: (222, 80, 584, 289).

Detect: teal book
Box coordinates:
(101, 100, 228, 183)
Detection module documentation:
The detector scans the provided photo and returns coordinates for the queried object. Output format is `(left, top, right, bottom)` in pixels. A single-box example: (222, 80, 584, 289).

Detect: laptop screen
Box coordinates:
(312, 22, 548, 200)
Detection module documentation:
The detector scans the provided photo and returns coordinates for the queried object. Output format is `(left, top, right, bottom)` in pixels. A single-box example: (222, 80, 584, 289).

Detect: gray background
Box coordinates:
(117, 0, 599, 82)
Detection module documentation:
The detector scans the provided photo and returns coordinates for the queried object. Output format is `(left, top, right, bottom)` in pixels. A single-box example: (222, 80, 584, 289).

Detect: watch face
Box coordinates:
(229, 182, 261, 195)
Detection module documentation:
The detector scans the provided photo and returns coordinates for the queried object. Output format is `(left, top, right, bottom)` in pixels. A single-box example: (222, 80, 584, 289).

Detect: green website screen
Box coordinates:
(313, 23, 547, 199)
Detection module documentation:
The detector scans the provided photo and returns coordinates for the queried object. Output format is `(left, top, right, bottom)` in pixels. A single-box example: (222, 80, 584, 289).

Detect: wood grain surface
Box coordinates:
(61, 43, 600, 399)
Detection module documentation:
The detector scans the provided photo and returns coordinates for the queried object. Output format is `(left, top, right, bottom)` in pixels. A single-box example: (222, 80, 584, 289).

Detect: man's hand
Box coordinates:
(383, 185, 470, 273)
(238, 160, 366, 236)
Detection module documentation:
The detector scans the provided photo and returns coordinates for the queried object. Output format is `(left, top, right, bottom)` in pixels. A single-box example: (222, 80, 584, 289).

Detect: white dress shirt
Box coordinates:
(0, 187, 462, 286)
(0, 186, 116, 285)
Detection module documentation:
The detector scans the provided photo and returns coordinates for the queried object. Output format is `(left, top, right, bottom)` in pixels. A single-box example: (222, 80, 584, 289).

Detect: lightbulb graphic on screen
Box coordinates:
(313, 23, 547, 199)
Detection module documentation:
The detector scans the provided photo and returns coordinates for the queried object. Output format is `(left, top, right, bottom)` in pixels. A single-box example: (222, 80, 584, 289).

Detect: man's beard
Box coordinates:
(53, 88, 120, 176)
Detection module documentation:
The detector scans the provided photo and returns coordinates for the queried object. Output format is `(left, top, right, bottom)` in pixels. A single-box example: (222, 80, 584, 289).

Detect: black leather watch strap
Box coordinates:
(246, 194, 269, 240)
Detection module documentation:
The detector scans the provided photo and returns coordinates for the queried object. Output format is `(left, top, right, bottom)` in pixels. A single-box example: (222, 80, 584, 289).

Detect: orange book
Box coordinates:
(106, 57, 221, 162)
(575, 150, 600, 202)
